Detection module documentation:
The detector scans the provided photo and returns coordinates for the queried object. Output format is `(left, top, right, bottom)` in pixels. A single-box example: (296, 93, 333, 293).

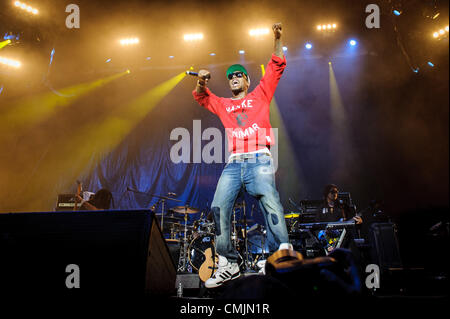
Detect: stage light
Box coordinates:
(13, 1, 38, 15)
(349, 39, 357, 46)
(183, 33, 204, 41)
(119, 38, 139, 46)
(305, 43, 312, 50)
(428, 62, 435, 67)
(282, 46, 288, 52)
(146, 57, 151, 60)
(432, 26, 449, 39)
(239, 50, 245, 54)
(209, 53, 216, 56)
(105, 58, 111, 63)
(317, 23, 337, 32)
(169, 56, 174, 59)
(249, 28, 269, 37)
(0, 56, 21, 68)
(0, 40, 11, 50)
(393, 10, 401, 16)
(126, 69, 131, 74)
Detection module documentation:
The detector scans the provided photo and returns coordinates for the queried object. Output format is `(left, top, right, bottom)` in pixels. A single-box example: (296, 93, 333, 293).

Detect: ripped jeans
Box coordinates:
(210, 153, 289, 263)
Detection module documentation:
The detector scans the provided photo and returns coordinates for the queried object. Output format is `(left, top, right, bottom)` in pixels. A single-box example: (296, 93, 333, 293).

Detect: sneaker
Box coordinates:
(205, 255, 240, 288)
(278, 242, 294, 251)
(257, 244, 293, 275)
(256, 259, 266, 275)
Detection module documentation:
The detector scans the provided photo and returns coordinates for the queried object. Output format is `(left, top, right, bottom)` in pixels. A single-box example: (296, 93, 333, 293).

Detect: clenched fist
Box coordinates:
(198, 69, 211, 83)
(272, 23, 282, 39)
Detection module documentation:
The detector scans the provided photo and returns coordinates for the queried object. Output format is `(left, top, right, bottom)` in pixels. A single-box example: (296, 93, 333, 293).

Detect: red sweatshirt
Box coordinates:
(192, 54, 286, 154)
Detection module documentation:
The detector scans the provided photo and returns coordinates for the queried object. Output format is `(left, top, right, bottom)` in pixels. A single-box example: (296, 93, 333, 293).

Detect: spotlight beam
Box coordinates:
(0, 40, 12, 50)
(328, 62, 358, 179)
(4, 72, 186, 211)
(260, 64, 308, 199)
(0, 70, 130, 143)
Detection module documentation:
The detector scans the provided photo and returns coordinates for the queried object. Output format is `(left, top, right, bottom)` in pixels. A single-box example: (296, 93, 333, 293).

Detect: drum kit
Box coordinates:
(150, 193, 269, 280)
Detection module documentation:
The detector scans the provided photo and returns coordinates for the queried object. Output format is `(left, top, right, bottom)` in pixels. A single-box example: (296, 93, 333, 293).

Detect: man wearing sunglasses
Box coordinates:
(192, 23, 291, 288)
(317, 184, 363, 224)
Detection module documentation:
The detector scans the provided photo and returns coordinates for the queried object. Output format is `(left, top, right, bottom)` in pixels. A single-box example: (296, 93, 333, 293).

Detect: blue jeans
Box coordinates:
(211, 153, 289, 262)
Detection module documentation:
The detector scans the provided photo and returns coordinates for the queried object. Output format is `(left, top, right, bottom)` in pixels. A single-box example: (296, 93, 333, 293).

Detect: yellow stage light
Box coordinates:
(0, 40, 12, 50)
(433, 32, 439, 38)
(317, 25, 322, 30)
(0, 70, 130, 142)
(332, 23, 337, 29)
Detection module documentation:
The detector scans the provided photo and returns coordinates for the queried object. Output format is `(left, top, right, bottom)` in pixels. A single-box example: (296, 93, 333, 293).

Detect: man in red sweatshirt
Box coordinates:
(192, 23, 291, 288)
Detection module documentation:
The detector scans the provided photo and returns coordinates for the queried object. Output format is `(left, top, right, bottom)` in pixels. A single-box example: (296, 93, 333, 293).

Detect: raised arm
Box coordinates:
(272, 22, 283, 58)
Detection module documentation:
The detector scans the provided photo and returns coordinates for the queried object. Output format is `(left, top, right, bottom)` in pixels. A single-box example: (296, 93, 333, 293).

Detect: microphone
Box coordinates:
(186, 71, 210, 79)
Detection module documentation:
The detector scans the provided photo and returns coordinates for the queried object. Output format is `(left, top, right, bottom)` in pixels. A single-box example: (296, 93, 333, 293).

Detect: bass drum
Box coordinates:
(188, 233, 216, 271)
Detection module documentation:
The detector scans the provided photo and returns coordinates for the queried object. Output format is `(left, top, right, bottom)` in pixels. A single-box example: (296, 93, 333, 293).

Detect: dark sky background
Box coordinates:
(0, 1, 448, 266)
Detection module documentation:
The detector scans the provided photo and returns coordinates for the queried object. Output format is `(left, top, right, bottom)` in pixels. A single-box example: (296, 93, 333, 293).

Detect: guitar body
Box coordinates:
(198, 247, 218, 282)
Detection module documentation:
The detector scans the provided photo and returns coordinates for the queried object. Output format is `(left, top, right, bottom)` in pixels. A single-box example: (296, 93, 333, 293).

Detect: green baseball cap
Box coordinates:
(226, 64, 249, 79)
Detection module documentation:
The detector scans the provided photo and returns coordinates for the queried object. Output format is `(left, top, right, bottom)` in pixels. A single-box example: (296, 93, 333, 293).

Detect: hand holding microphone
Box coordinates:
(187, 69, 211, 85)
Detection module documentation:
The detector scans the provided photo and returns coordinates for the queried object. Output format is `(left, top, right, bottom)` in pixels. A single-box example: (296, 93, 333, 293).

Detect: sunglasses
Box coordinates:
(228, 72, 245, 80)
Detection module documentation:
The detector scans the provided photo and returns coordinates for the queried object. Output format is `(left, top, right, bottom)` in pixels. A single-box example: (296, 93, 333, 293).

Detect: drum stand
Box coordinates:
(177, 209, 191, 273)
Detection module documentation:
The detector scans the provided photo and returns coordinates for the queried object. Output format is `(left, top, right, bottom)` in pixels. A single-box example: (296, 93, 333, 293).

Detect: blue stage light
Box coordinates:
(210, 53, 216, 56)
(349, 39, 357, 46)
(428, 61, 434, 67)
(105, 58, 111, 63)
(393, 10, 401, 16)
(282, 46, 288, 52)
(305, 43, 312, 50)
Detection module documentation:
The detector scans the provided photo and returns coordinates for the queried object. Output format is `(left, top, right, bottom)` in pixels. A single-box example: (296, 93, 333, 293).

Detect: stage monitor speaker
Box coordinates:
(0, 210, 176, 295)
(369, 222, 402, 271)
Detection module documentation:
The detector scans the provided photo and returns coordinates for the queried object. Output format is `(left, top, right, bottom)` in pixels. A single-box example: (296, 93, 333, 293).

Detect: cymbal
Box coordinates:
(150, 193, 182, 202)
(171, 206, 200, 214)
(165, 239, 180, 243)
(155, 214, 183, 222)
(284, 213, 300, 219)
